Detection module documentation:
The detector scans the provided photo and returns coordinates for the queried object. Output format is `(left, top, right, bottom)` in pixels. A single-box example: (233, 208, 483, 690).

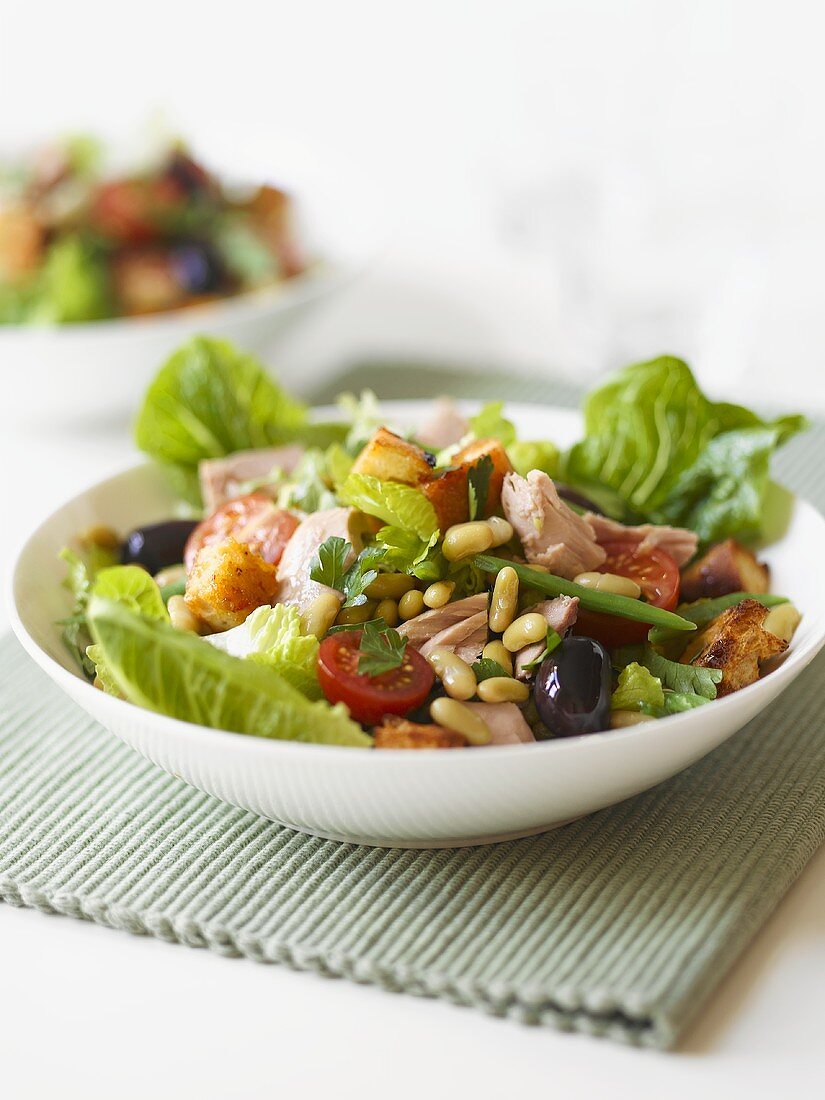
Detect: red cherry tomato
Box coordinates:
(184, 492, 300, 569)
(317, 631, 435, 726)
(89, 180, 160, 244)
(575, 538, 681, 649)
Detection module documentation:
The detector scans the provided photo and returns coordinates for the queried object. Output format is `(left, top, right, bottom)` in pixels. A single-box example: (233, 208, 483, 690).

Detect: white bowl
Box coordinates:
(0, 161, 379, 428)
(9, 402, 825, 848)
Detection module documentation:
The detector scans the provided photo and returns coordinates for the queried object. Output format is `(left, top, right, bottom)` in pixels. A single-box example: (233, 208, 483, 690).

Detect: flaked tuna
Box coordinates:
(199, 445, 304, 512)
(501, 471, 606, 578)
(398, 594, 489, 660)
(583, 513, 698, 566)
(464, 702, 536, 745)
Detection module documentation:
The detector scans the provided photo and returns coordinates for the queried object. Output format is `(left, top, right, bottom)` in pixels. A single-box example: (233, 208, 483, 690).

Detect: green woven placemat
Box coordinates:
(2, 364, 823, 1049)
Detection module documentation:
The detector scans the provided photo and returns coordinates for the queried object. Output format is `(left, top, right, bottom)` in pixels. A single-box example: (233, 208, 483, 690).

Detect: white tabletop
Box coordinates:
(2, 260, 824, 1099)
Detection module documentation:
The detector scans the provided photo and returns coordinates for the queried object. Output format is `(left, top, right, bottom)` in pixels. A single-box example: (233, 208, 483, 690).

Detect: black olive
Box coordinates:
(120, 520, 199, 575)
(533, 636, 612, 737)
(169, 241, 228, 294)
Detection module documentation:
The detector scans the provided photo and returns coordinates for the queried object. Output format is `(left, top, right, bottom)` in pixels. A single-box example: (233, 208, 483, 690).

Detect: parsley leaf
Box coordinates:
(310, 536, 350, 591)
(340, 549, 380, 608)
(614, 644, 722, 699)
(358, 620, 409, 677)
(472, 657, 511, 682)
(467, 454, 494, 520)
(522, 629, 562, 671)
(310, 538, 380, 608)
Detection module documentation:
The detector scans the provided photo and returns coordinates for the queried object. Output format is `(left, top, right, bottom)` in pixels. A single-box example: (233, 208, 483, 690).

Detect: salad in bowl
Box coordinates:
(56, 337, 807, 752)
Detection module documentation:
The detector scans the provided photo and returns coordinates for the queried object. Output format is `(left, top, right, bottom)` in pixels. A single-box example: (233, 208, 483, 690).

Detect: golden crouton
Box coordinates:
(680, 539, 770, 602)
(373, 716, 467, 749)
(420, 438, 514, 530)
(351, 428, 436, 486)
(681, 598, 787, 696)
(185, 537, 279, 632)
(420, 465, 471, 531)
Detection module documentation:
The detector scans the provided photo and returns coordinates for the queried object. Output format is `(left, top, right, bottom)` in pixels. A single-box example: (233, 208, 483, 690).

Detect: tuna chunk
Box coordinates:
(415, 397, 469, 451)
(501, 471, 606, 578)
(464, 702, 536, 745)
(398, 593, 488, 655)
(583, 513, 698, 567)
(199, 445, 304, 512)
(514, 596, 580, 680)
(420, 612, 489, 665)
(274, 507, 360, 612)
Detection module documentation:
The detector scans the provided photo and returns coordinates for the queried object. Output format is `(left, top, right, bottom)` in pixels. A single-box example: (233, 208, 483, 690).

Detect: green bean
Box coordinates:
(160, 579, 187, 604)
(473, 554, 697, 633)
(647, 591, 788, 645)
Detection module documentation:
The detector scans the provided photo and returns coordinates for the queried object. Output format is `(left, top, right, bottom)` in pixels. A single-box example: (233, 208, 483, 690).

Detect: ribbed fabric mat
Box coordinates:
(2, 363, 824, 1049)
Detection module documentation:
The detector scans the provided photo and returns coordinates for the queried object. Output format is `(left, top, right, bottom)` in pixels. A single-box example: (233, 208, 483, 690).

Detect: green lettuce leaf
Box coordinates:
(86, 565, 169, 693)
(135, 336, 308, 504)
(656, 420, 806, 543)
(372, 527, 443, 581)
(615, 644, 722, 699)
(340, 473, 439, 540)
(29, 235, 111, 323)
(663, 691, 710, 713)
(470, 402, 516, 447)
(92, 565, 169, 621)
(57, 545, 119, 680)
(611, 662, 665, 713)
(87, 596, 371, 746)
(224, 604, 321, 700)
(564, 356, 806, 539)
(508, 440, 559, 478)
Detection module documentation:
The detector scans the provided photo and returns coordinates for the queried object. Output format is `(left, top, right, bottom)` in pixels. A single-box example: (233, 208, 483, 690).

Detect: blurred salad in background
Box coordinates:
(0, 134, 308, 324)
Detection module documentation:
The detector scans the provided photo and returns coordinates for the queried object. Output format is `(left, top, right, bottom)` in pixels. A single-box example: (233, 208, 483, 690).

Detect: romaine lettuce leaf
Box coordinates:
(92, 565, 169, 621)
(508, 440, 559, 478)
(206, 604, 322, 700)
(135, 336, 308, 504)
(29, 235, 111, 323)
(564, 356, 806, 540)
(340, 473, 439, 540)
(611, 662, 664, 712)
(86, 565, 169, 694)
(87, 596, 371, 746)
(372, 527, 443, 581)
(469, 402, 516, 447)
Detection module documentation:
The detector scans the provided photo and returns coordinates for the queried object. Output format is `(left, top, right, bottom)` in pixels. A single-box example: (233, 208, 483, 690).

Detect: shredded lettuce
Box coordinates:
(87, 596, 371, 746)
(611, 662, 665, 712)
(340, 473, 439, 540)
(135, 336, 308, 505)
(564, 356, 806, 541)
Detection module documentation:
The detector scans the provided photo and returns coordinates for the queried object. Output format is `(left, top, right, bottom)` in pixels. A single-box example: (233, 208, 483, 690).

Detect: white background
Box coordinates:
(2, 1, 825, 1096)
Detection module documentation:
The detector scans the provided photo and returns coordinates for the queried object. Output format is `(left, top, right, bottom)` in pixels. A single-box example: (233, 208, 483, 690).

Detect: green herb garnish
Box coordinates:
(467, 454, 494, 521)
(471, 657, 511, 682)
(358, 621, 408, 677)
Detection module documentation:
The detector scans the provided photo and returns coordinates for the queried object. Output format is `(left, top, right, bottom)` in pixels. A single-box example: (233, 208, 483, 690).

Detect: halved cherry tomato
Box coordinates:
(317, 630, 435, 726)
(184, 492, 300, 570)
(574, 538, 681, 649)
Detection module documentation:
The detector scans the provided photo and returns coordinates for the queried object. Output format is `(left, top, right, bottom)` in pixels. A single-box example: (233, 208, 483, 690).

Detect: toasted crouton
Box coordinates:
(373, 716, 467, 749)
(420, 465, 471, 530)
(680, 539, 769, 602)
(351, 427, 436, 486)
(420, 438, 514, 530)
(185, 538, 279, 632)
(682, 598, 787, 696)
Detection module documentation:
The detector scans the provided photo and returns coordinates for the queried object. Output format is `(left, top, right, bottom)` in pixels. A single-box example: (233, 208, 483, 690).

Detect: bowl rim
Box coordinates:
(0, 258, 358, 340)
(9, 400, 825, 765)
